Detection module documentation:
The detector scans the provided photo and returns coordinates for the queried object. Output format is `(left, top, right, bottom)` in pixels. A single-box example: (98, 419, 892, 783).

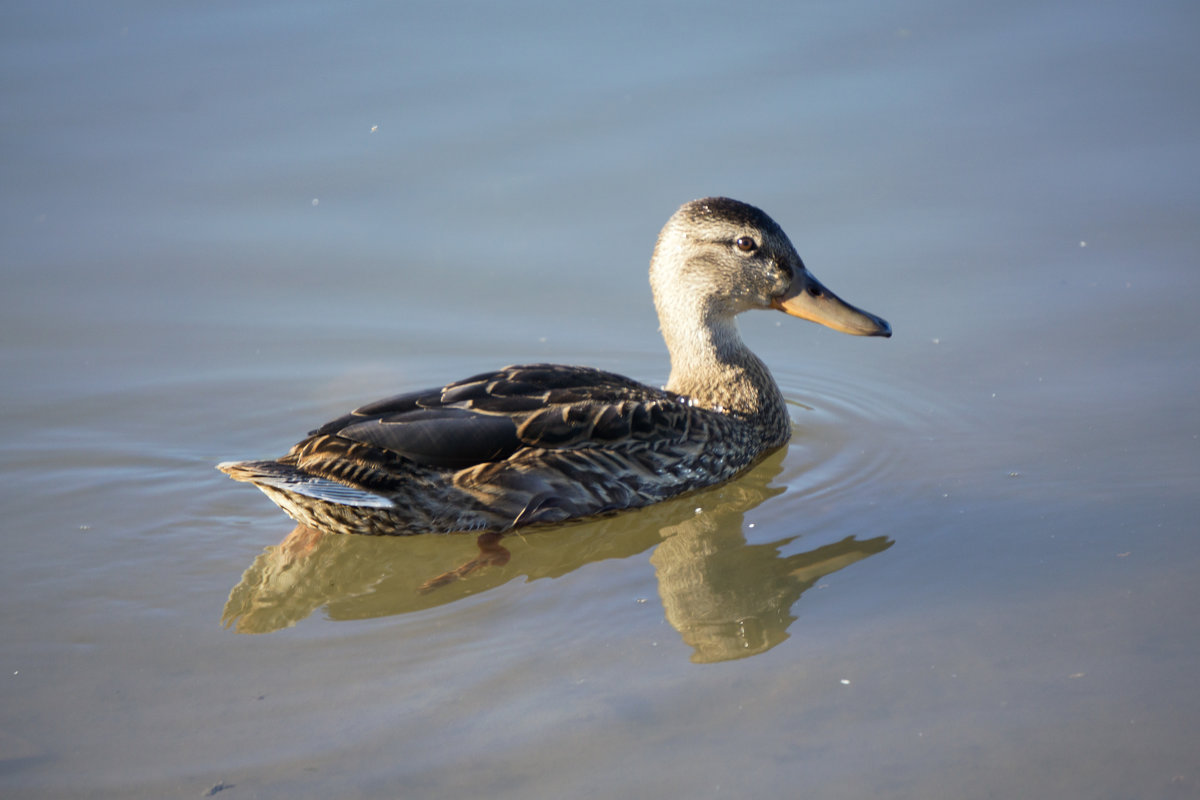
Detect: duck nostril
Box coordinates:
(806, 284, 823, 298)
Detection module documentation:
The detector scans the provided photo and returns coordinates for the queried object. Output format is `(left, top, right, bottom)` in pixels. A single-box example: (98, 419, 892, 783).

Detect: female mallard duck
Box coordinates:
(219, 197, 890, 535)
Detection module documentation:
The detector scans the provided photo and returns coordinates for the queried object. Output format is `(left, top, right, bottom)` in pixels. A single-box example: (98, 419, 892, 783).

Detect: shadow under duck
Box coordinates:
(219, 197, 890, 535)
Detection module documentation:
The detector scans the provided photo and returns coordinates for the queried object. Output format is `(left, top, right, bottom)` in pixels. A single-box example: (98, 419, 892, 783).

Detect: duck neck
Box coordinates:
(658, 300, 790, 438)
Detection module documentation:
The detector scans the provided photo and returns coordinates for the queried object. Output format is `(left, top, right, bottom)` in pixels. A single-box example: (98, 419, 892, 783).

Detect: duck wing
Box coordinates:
(287, 363, 691, 477)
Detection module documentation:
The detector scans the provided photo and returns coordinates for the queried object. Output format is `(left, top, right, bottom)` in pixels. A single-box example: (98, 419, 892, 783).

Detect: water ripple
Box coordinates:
(763, 366, 949, 537)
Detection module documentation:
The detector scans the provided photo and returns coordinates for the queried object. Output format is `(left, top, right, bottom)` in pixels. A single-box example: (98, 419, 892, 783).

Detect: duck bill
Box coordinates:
(771, 271, 892, 337)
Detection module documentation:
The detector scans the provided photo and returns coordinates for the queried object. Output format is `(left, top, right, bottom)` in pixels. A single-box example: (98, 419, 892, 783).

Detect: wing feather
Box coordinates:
(286, 364, 704, 477)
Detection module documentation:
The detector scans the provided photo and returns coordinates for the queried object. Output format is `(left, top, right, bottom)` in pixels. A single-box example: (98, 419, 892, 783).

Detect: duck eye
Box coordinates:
(734, 236, 757, 253)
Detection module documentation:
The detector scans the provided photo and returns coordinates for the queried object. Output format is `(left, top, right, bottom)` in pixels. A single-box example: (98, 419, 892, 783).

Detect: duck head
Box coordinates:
(650, 197, 891, 338)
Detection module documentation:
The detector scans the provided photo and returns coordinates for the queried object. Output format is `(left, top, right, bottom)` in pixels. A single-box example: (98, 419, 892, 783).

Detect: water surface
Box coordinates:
(3, 1, 1199, 798)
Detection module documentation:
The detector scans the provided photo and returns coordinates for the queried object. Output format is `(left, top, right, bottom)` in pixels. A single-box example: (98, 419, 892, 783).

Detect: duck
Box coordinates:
(218, 197, 890, 535)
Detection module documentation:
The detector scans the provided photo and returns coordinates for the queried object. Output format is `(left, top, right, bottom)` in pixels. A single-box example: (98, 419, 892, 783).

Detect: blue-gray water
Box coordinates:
(3, 1, 1199, 798)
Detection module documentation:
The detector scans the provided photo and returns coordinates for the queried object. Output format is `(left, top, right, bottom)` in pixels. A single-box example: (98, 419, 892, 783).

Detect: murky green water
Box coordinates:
(3, 1, 1199, 798)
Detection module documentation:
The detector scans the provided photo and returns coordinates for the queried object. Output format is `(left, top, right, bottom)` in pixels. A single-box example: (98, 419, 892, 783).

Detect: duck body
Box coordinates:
(220, 363, 782, 534)
(220, 198, 890, 535)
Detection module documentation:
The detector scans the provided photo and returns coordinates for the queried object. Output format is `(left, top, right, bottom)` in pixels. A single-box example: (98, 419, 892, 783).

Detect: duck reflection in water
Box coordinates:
(223, 449, 892, 663)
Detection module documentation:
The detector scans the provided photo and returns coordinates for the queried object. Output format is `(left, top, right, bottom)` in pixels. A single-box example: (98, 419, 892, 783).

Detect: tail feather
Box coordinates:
(216, 460, 397, 509)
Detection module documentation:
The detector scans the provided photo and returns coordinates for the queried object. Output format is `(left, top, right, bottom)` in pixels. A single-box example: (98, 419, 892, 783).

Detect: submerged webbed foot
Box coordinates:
(417, 532, 512, 594)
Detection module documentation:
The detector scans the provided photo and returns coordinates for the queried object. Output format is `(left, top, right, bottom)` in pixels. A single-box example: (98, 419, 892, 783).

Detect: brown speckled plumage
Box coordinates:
(219, 198, 890, 534)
